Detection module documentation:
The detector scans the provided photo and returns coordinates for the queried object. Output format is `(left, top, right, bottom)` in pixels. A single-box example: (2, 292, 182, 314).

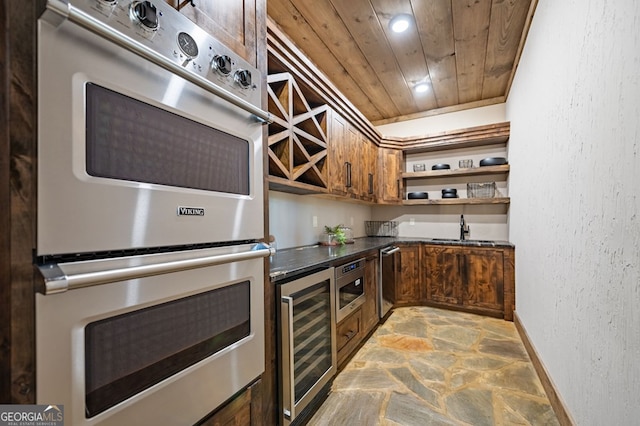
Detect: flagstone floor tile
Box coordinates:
(307, 307, 560, 426)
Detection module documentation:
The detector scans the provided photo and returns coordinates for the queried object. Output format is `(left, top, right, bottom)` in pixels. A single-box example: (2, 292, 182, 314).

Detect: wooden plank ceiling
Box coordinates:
(267, 0, 535, 124)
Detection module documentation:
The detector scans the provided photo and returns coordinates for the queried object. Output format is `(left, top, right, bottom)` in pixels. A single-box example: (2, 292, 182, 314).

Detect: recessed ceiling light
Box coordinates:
(414, 82, 430, 93)
(389, 14, 411, 33)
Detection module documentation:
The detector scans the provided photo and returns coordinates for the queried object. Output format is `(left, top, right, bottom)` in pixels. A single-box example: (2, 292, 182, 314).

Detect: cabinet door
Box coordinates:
(328, 112, 349, 196)
(346, 125, 361, 197)
(336, 309, 362, 367)
(199, 378, 261, 425)
(360, 256, 379, 335)
(461, 248, 504, 313)
(368, 142, 378, 201)
(360, 137, 377, 202)
(379, 148, 402, 203)
(171, 0, 262, 66)
(424, 246, 462, 305)
(395, 245, 422, 304)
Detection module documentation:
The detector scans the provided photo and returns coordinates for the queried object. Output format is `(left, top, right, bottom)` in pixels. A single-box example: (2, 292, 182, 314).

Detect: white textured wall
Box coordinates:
(507, 1, 640, 424)
(268, 191, 373, 249)
(376, 103, 506, 137)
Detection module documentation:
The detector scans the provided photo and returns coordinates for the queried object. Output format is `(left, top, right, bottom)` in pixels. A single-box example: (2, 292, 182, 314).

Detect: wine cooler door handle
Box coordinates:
(281, 296, 295, 422)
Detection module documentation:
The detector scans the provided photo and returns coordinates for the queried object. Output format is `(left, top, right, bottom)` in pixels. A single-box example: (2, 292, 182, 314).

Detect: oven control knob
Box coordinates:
(234, 69, 252, 89)
(131, 1, 159, 32)
(212, 55, 233, 76)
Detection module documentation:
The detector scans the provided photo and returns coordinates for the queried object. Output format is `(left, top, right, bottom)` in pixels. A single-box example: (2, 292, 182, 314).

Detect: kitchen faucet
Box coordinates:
(460, 214, 470, 240)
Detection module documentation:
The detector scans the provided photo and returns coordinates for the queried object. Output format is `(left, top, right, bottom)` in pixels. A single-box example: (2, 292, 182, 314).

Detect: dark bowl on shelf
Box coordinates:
(479, 157, 508, 167)
(441, 188, 458, 195)
(431, 163, 451, 170)
(407, 191, 429, 199)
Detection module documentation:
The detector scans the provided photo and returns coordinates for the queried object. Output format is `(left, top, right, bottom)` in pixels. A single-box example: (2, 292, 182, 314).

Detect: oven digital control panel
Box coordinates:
(341, 260, 362, 275)
(46, 0, 262, 107)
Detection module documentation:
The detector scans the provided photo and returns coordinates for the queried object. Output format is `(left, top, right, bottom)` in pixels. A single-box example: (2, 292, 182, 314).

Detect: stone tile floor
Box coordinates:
(308, 307, 560, 426)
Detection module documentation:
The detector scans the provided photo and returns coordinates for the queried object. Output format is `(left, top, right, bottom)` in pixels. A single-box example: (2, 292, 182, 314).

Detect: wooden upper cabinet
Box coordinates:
(328, 111, 375, 200)
(346, 125, 362, 198)
(168, 0, 262, 66)
(360, 136, 377, 202)
(328, 112, 349, 197)
(379, 148, 403, 203)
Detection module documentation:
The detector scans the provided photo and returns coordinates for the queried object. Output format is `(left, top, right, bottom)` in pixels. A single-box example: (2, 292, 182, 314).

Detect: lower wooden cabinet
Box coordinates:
(424, 244, 515, 320)
(392, 244, 423, 305)
(198, 378, 261, 426)
(336, 308, 362, 367)
(424, 246, 460, 305)
(463, 248, 505, 313)
(360, 255, 379, 335)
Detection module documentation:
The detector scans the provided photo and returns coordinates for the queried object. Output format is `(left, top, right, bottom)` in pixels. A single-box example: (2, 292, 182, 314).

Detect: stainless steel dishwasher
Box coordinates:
(379, 245, 400, 319)
(277, 267, 336, 426)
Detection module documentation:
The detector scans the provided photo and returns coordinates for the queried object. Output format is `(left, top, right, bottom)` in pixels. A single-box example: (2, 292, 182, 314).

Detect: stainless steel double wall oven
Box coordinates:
(35, 0, 270, 424)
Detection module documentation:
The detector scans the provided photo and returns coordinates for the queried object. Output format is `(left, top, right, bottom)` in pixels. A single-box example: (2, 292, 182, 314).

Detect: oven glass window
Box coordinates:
(85, 83, 250, 195)
(84, 281, 250, 418)
(339, 278, 364, 309)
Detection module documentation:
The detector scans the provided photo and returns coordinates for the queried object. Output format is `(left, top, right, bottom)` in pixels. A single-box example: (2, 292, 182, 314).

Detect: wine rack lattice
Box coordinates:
(267, 72, 328, 189)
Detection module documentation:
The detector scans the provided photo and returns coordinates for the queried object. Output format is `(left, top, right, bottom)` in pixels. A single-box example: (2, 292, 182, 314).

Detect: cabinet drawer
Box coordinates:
(336, 309, 361, 352)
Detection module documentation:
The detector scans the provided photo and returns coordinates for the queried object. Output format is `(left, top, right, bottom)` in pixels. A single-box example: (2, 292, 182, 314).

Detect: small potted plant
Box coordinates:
(322, 225, 347, 246)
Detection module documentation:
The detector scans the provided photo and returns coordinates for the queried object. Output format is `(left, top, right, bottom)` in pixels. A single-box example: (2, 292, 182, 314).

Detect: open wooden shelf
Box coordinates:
(403, 197, 511, 206)
(381, 122, 510, 152)
(403, 164, 509, 180)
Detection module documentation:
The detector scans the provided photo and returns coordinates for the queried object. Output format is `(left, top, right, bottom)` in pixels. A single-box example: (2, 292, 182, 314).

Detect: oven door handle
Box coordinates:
(44, 0, 272, 124)
(281, 296, 296, 422)
(37, 246, 274, 295)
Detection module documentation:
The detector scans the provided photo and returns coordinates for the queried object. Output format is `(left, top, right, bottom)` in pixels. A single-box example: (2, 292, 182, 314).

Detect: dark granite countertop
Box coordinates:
(269, 237, 513, 282)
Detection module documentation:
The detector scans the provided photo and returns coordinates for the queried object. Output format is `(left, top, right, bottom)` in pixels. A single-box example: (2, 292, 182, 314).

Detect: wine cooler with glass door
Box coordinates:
(277, 267, 336, 426)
